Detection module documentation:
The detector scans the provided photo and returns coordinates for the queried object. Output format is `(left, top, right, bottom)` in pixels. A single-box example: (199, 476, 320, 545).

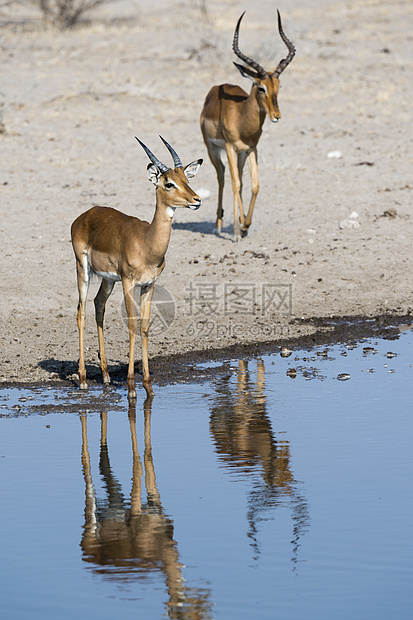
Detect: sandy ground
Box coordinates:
(0, 0, 412, 389)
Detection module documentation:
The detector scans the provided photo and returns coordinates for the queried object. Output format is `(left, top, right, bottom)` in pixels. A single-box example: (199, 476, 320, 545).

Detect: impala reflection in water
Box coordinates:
(80, 400, 212, 619)
(209, 359, 309, 562)
(79, 359, 308, 616)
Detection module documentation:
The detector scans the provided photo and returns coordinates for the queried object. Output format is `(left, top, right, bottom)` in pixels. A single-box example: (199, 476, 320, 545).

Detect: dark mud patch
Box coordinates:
(2, 314, 412, 401)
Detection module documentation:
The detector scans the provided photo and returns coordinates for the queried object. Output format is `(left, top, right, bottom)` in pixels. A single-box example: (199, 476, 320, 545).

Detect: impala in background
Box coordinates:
(200, 10, 295, 240)
(71, 137, 202, 400)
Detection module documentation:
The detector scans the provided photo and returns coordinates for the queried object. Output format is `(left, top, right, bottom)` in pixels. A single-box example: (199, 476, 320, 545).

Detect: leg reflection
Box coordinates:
(80, 398, 212, 618)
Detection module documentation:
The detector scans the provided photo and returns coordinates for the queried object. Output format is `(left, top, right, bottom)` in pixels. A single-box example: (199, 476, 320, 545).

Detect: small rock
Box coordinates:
(280, 346, 292, 358)
(339, 219, 360, 229)
(337, 373, 351, 381)
(327, 150, 343, 159)
(363, 347, 378, 356)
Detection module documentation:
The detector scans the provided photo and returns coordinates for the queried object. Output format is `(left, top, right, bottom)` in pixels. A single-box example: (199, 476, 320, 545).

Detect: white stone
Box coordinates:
(339, 219, 361, 229)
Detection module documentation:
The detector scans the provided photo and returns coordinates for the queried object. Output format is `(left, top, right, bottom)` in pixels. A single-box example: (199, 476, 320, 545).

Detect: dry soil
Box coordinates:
(0, 0, 412, 390)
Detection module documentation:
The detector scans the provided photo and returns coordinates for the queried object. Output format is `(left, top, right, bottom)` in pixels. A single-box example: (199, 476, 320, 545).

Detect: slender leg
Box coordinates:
(122, 278, 139, 400)
(242, 148, 259, 234)
(225, 143, 245, 240)
(206, 142, 225, 233)
(215, 158, 225, 234)
(140, 285, 155, 397)
(94, 278, 115, 385)
(75, 254, 90, 390)
(237, 150, 247, 214)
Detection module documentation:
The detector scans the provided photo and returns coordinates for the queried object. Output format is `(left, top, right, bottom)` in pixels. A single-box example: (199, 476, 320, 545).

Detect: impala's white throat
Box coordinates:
(166, 206, 176, 218)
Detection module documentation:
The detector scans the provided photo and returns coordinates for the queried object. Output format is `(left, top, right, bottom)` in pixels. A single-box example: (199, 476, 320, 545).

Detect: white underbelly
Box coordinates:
(94, 270, 155, 287)
(137, 278, 154, 287)
(95, 270, 121, 282)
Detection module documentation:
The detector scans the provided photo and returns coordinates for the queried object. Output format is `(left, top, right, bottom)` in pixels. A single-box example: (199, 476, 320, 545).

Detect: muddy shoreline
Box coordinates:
(2, 313, 411, 397)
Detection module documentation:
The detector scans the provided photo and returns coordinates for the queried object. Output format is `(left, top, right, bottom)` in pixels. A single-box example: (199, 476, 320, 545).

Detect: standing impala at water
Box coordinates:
(200, 10, 295, 239)
(71, 137, 202, 400)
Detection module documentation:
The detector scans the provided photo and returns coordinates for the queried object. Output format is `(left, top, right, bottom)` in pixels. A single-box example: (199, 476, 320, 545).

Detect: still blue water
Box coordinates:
(0, 329, 412, 619)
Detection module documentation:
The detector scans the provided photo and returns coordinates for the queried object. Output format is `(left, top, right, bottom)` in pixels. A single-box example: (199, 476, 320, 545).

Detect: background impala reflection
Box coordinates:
(209, 359, 309, 564)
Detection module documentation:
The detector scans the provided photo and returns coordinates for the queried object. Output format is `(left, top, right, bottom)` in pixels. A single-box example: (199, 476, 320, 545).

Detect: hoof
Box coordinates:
(79, 382, 88, 391)
(240, 227, 249, 238)
(143, 381, 155, 398)
(127, 389, 137, 401)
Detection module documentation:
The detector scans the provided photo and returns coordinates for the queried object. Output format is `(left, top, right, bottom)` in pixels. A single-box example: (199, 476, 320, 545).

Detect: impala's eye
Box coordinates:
(258, 86, 267, 94)
(165, 182, 177, 190)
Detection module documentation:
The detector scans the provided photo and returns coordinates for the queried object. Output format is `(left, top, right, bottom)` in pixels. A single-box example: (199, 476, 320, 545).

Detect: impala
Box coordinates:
(200, 10, 295, 239)
(71, 137, 202, 399)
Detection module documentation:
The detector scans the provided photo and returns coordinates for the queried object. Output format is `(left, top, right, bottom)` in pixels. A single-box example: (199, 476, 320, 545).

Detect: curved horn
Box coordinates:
(232, 11, 268, 79)
(135, 137, 169, 174)
(272, 10, 296, 78)
(159, 135, 183, 169)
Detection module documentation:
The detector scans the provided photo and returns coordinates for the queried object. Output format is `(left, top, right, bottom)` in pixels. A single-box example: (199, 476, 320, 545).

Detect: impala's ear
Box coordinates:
(233, 62, 260, 82)
(147, 162, 162, 185)
(184, 159, 203, 180)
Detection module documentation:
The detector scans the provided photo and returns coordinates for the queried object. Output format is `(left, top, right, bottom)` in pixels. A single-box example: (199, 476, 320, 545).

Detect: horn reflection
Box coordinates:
(80, 399, 212, 618)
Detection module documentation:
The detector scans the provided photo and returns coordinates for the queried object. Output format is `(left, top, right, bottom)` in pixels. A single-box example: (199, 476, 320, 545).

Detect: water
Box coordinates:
(1, 328, 412, 620)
